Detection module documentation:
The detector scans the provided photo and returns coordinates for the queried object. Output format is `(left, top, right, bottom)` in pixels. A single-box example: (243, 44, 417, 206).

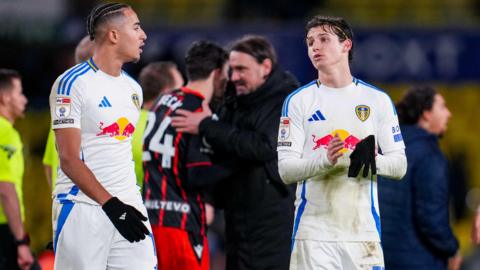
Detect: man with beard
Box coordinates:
(172, 35, 299, 270)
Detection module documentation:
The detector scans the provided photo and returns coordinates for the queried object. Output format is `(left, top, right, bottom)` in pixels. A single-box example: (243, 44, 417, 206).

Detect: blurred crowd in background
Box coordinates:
(1, 0, 480, 269)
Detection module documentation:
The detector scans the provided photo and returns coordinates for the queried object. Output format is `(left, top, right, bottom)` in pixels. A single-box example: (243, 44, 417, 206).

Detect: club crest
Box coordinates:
(355, 105, 370, 122)
(132, 94, 141, 110)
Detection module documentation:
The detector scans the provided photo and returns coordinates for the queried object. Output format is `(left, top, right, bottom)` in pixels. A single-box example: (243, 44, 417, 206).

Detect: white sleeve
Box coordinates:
(49, 76, 83, 130)
(376, 148, 407, 179)
(375, 93, 407, 179)
(277, 95, 332, 184)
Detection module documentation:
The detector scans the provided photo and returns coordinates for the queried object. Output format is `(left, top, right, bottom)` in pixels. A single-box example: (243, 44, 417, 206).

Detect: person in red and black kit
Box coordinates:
(172, 35, 299, 270)
(142, 41, 230, 270)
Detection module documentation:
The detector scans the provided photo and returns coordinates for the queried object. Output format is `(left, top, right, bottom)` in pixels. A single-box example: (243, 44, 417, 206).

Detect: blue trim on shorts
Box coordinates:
(148, 233, 158, 269)
(54, 202, 74, 254)
(53, 186, 79, 253)
(291, 181, 307, 251)
(370, 177, 381, 238)
(372, 266, 385, 270)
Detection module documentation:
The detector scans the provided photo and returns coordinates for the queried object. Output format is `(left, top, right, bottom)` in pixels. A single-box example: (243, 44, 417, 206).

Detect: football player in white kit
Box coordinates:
(277, 16, 407, 270)
(49, 3, 156, 269)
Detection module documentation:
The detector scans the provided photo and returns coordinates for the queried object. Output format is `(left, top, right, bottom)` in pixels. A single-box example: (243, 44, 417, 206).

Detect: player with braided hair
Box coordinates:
(49, 2, 156, 269)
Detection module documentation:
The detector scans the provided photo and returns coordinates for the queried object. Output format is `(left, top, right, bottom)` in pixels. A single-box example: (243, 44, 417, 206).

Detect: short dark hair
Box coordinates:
(0, 69, 21, 93)
(305, 15, 354, 62)
(396, 86, 437, 125)
(86, 2, 130, 41)
(139, 62, 180, 102)
(229, 35, 277, 67)
(185, 41, 228, 82)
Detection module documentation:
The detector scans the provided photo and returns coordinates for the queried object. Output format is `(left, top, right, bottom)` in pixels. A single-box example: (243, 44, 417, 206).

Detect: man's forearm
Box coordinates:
(376, 149, 407, 179)
(200, 118, 276, 162)
(0, 183, 25, 239)
(278, 151, 338, 184)
(60, 157, 112, 205)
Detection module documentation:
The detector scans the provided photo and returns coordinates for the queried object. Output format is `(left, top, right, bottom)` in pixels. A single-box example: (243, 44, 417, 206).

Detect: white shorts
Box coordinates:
(52, 198, 157, 270)
(290, 240, 384, 270)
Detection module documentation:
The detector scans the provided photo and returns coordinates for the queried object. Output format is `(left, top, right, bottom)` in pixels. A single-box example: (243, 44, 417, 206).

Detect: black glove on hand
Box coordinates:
(102, 197, 149, 242)
(348, 135, 377, 178)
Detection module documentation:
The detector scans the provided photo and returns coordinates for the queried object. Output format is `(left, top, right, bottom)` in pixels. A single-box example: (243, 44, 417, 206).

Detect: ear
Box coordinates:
(260, 58, 272, 78)
(0, 92, 10, 106)
(343, 39, 352, 54)
(107, 29, 120, 44)
(208, 68, 219, 82)
(421, 109, 432, 123)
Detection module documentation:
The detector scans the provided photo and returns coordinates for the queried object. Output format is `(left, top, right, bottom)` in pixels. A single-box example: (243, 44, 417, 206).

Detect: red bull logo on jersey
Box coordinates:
(312, 129, 360, 153)
(96, 117, 135, 141)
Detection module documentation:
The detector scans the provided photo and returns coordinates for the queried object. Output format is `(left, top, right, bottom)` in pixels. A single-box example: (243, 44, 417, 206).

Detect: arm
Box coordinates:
(413, 155, 459, 257)
(183, 133, 236, 188)
(0, 182, 27, 242)
(278, 134, 347, 184)
(50, 74, 148, 243)
(173, 100, 280, 162)
(376, 148, 407, 179)
(42, 129, 56, 189)
(0, 184, 34, 270)
(44, 165, 52, 188)
(277, 93, 348, 184)
(199, 117, 277, 162)
(0, 154, 33, 269)
(55, 128, 112, 205)
(49, 77, 111, 205)
(376, 93, 407, 179)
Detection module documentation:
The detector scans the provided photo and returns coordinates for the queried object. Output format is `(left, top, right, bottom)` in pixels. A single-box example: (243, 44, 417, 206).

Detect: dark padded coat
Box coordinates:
(379, 125, 458, 270)
(199, 67, 299, 270)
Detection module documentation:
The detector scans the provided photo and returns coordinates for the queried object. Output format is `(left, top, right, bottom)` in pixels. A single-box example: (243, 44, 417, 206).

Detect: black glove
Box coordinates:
(102, 197, 149, 242)
(348, 135, 376, 178)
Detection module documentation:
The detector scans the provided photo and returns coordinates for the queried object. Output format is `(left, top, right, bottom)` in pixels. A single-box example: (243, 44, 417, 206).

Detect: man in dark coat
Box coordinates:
(172, 35, 299, 270)
(378, 86, 461, 270)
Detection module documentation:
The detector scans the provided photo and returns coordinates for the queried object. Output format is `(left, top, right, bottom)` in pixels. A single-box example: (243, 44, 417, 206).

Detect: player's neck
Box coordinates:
(185, 80, 213, 102)
(92, 48, 123, 77)
(0, 108, 14, 124)
(317, 62, 352, 88)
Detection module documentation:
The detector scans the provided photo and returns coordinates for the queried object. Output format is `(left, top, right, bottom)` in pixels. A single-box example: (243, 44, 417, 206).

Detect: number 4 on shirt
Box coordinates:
(142, 112, 175, 169)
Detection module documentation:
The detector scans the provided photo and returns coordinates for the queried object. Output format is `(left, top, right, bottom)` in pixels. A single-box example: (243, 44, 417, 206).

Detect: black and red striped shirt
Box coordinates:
(142, 87, 217, 236)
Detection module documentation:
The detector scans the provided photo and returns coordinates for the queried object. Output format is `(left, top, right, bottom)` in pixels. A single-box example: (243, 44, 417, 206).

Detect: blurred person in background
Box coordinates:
(142, 41, 229, 270)
(134, 61, 183, 187)
(379, 86, 461, 270)
(43, 35, 94, 190)
(49, 3, 156, 269)
(278, 16, 407, 270)
(172, 35, 299, 270)
(473, 210, 480, 245)
(0, 69, 34, 269)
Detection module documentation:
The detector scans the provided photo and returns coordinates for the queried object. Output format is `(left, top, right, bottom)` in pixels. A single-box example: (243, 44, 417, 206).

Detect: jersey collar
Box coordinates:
(86, 57, 99, 72)
(180, 87, 205, 100)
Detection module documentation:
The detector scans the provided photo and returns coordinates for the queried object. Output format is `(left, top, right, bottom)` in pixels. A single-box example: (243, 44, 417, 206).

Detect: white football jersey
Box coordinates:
(49, 59, 143, 205)
(278, 78, 405, 243)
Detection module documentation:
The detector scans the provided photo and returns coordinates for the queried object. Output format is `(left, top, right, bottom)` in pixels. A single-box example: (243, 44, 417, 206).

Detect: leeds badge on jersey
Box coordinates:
(132, 94, 141, 110)
(355, 105, 370, 122)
